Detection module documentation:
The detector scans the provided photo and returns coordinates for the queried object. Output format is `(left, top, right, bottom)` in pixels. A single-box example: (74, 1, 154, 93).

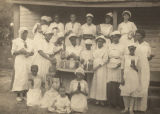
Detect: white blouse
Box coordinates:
(65, 22, 81, 36)
(81, 23, 96, 35)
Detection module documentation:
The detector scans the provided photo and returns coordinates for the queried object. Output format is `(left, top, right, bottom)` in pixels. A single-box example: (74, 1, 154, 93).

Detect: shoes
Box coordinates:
(16, 97, 23, 102)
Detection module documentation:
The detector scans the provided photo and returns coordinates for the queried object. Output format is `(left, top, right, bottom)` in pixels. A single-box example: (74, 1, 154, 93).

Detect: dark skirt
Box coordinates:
(107, 82, 124, 108)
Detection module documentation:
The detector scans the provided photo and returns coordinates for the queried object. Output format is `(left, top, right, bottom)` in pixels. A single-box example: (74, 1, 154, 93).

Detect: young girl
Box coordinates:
(70, 67, 88, 113)
(120, 45, 141, 114)
(48, 86, 71, 113)
(27, 65, 42, 106)
(40, 73, 60, 108)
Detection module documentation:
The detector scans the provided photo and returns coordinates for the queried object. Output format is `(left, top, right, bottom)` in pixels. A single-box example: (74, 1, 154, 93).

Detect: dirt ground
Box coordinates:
(0, 68, 154, 114)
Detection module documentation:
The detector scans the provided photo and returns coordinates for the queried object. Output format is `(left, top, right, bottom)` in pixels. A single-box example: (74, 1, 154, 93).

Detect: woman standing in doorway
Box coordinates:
(134, 30, 154, 112)
(118, 10, 137, 47)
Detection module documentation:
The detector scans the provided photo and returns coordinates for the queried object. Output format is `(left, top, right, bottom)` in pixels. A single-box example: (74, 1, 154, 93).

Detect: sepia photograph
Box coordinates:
(0, 0, 160, 114)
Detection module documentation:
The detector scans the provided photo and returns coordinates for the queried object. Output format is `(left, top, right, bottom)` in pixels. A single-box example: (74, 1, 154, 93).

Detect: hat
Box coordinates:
(96, 35, 106, 42)
(85, 39, 92, 45)
(75, 67, 85, 76)
(122, 10, 131, 17)
(69, 33, 77, 40)
(106, 12, 113, 18)
(86, 13, 94, 18)
(19, 27, 28, 37)
(110, 31, 121, 37)
(41, 16, 48, 21)
(128, 45, 136, 51)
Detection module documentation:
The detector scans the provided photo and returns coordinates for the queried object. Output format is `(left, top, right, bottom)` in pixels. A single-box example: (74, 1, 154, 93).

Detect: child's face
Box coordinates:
(52, 81, 60, 90)
(129, 48, 135, 55)
(31, 68, 38, 76)
(59, 88, 66, 97)
(112, 36, 119, 44)
(86, 44, 92, 50)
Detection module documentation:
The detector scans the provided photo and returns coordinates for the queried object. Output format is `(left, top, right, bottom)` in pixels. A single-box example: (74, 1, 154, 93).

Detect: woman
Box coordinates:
(32, 29, 55, 88)
(81, 13, 96, 49)
(65, 14, 81, 47)
(11, 27, 34, 101)
(107, 31, 124, 108)
(118, 10, 137, 47)
(134, 30, 154, 112)
(97, 12, 113, 47)
(90, 35, 108, 106)
(70, 67, 88, 113)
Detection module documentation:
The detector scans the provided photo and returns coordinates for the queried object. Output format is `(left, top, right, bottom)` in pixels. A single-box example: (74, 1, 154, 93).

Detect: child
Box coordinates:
(27, 65, 42, 106)
(48, 86, 71, 113)
(40, 78, 59, 108)
(70, 67, 88, 113)
(120, 45, 141, 114)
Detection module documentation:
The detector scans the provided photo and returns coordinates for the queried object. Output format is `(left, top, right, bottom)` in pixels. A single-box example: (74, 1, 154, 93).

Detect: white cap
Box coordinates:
(106, 12, 113, 18)
(110, 31, 121, 36)
(96, 35, 106, 42)
(75, 67, 85, 76)
(47, 16, 52, 22)
(86, 13, 94, 18)
(85, 39, 92, 45)
(19, 27, 28, 36)
(69, 33, 77, 40)
(41, 16, 48, 21)
(122, 10, 131, 17)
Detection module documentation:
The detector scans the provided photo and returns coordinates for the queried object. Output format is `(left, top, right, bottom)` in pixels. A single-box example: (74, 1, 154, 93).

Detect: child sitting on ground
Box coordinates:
(70, 67, 88, 113)
(120, 45, 141, 114)
(48, 86, 71, 113)
(27, 65, 42, 106)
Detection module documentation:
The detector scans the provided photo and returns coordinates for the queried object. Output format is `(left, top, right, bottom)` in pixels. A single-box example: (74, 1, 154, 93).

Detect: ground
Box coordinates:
(0, 68, 155, 114)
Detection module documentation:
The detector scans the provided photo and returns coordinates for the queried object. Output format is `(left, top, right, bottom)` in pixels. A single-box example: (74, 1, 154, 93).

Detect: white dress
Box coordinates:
(27, 77, 42, 106)
(70, 80, 88, 112)
(118, 21, 137, 47)
(40, 89, 59, 108)
(90, 47, 108, 100)
(11, 38, 33, 91)
(99, 24, 113, 48)
(65, 22, 81, 46)
(48, 95, 71, 113)
(80, 23, 97, 49)
(32, 38, 53, 83)
(134, 41, 151, 111)
(107, 43, 124, 83)
(66, 45, 82, 57)
(120, 55, 141, 97)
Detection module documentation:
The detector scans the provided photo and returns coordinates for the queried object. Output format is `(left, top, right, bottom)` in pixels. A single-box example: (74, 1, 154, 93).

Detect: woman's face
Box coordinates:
(97, 39, 104, 48)
(86, 44, 92, 50)
(112, 36, 120, 44)
(54, 15, 59, 23)
(135, 32, 143, 42)
(129, 48, 135, 55)
(70, 38, 77, 46)
(105, 16, 111, 24)
(31, 68, 38, 76)
(70, 14, 76, 23)
(59, 88, 66, 97)
(21, 31, 28, 41)
(86, 17, 93, 25)
(123, 14, 130, 21)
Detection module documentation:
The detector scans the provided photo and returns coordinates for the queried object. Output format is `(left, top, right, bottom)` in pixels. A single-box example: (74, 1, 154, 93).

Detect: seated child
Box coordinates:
(40, 79, 59, 108)
(48, 86, 71, 113)
(27, 65, 42, 106)
(70, 67, 88, 113)
(120, 45, 141, 114)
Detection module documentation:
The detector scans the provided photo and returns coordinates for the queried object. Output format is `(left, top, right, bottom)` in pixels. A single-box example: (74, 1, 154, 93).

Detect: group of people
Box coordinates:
(11, 10, 154, 114)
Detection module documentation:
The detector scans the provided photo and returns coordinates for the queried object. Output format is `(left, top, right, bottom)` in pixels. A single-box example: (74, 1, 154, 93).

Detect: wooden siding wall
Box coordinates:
(19, 5, 160, 71)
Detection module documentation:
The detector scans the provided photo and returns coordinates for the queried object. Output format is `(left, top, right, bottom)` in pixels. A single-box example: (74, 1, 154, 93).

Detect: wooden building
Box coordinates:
(8, 0, 160, 75)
